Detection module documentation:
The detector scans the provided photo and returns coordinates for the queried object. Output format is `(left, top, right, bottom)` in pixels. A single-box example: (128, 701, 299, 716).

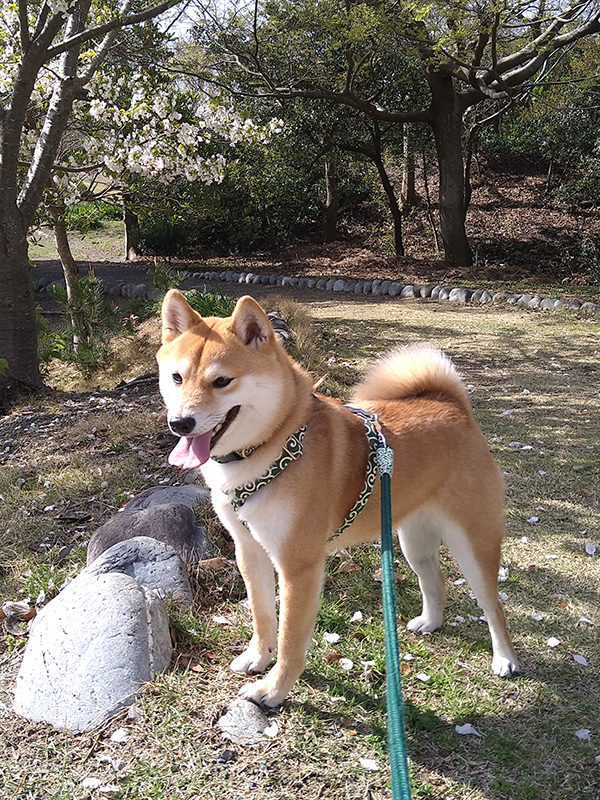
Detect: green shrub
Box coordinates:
(138, 216, 199, 260)
(64, 201, 121, 234)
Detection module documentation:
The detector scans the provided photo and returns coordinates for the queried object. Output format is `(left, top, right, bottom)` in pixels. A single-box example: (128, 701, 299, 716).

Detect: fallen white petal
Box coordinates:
(521, 536, 530, 543)
(211, 615, 231, 625)
(538, 470, 547, 476)
(330, 696, 346, 702)
(358, 757, 380, 772)
(127, 704, 142, 721)
(527, 516, 539, 524)
(402, 653, 414, 661)
(531, 612, 543, 621)
(585, 543, 597, 556)
(547, 637, 561, 648)
(98, 786, 119, 795)
(498, 567, 509, 582)
(546, 554, 558, 560)
(573, 654, 589, 666)
(339, 658, 353, 671)
(110, 728, 129, 744)
(578, 617, 594, 626)
(81, 778, 102, 790)
(263, 721, 279, 738)
(350, 611, 363, 622)
(499, 592, 509, 603)
(361, 660, 376, 667)
(453, 578, 467, 586)
(575, 729, 591, 741)
(455, 723, 482, 737)
(323, 632, 340, 644)
(415, 672, 431, 682)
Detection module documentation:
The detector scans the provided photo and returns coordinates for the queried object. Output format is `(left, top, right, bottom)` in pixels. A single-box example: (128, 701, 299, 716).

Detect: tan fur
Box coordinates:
(157, 290, 519, 706)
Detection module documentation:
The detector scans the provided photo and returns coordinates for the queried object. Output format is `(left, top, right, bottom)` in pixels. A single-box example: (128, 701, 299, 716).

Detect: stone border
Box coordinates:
(34, 271, 600, 313)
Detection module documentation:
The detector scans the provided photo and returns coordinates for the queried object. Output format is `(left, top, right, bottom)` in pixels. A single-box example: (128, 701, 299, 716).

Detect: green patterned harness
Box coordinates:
(229, 425, 307, 513)
(227, 406, 388, 540)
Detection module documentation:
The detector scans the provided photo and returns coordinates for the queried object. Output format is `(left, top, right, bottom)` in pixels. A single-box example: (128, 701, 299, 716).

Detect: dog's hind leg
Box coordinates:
(398, 508, 446, 634)
(228, 523, 278, 676)
(442, 518, 519, 677)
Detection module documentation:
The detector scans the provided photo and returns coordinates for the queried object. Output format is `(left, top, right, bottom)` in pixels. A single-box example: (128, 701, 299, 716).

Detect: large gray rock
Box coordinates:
(87, 504, 207, 567)
(13, 571, 172, 732)
(123, 484, 210, 511)
(86, 536, 193, 606)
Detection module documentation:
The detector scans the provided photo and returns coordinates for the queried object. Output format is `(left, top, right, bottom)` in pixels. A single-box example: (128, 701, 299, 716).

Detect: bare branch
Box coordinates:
(79, 0, 134, 84)
(46, 0, 185, 60)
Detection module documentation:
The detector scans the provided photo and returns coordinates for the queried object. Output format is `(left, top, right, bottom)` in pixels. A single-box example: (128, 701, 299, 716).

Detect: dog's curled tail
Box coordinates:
(352, 344, 473, 417)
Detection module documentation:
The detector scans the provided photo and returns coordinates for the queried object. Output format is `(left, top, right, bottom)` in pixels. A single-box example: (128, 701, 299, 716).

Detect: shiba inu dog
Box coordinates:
(157, 289, 519, 706)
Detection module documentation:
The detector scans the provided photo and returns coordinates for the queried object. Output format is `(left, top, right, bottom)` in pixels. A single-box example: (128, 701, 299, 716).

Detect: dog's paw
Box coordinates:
(230, 646, 273, 675)
(238, 676, 288, 707)
(492, 654, 519, 677)
(406, 614, 442, 634)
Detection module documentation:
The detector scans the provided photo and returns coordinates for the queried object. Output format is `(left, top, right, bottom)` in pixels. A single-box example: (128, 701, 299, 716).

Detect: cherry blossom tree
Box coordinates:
(36, 63, 275, 315)
(0, 0, 186, 399)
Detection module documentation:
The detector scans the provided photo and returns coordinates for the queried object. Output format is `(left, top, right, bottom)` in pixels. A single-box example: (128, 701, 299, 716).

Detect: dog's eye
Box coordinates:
(172, 373, 183, 385)
(212, 376, 233, 389)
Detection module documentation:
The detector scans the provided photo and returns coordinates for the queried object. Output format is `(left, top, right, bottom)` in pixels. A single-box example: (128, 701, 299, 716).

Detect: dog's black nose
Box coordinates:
(169, 416, 196, 436)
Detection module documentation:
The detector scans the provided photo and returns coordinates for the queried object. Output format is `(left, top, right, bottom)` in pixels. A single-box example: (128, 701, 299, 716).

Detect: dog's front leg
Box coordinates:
(228, 522, 278, 675)
(239, 558, 325, 707)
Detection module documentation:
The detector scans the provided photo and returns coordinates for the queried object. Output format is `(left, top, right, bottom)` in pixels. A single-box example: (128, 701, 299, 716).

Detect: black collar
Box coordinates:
(212, 443, 261, 463)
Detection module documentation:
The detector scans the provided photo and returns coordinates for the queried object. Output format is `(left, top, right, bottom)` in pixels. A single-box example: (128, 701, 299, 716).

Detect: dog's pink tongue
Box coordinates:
(168, 430, 212, 469)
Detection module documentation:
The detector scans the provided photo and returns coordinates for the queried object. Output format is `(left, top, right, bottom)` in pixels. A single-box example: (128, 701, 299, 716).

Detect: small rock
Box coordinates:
(218, 698, 272, 745)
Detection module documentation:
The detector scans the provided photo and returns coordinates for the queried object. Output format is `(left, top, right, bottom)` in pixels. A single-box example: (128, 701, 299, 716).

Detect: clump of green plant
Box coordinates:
(44, 276, 119, 371)
(185, 287, 236, 317)
(148, 258, 185, 294)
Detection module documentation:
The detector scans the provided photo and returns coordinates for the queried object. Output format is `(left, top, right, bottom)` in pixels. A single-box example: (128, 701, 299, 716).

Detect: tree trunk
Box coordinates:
(0, 205, 42, 398)
(400, 126, 419, 213)
(49, 203, 80, 302)
(123, 193, 140, 260)
(370, 125, 404, 257)
(322, 158, 339, 243)
(428, 72, 473, 267)
(49, 202, 83, 352)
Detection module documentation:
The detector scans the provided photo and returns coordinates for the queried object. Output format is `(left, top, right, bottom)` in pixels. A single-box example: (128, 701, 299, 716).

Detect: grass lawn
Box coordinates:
(1, 290, 599, 799)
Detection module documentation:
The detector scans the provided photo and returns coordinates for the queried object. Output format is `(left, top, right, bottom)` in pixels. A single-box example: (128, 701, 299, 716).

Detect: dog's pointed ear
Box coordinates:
(230, 295, 274, 351)
(161, 289, 201, 344)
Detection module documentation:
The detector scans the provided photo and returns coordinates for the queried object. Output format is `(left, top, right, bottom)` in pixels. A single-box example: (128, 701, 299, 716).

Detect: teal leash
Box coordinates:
(375, 439, 412, 800)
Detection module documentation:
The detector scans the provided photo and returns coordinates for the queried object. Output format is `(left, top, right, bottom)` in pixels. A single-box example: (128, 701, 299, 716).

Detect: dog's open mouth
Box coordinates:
(168, 406, 240, 469)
